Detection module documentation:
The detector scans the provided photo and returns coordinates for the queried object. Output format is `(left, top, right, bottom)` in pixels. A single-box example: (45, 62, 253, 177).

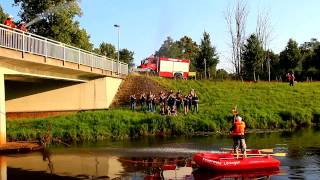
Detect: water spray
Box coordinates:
(25, 0, 80, 27)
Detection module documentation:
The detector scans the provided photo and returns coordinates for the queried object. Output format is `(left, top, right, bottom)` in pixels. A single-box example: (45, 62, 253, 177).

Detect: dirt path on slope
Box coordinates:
(111, 75, 167, 107)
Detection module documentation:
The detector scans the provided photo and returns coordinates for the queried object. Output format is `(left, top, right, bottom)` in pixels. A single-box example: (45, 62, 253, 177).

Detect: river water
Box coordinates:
(2, 128, 320, 180)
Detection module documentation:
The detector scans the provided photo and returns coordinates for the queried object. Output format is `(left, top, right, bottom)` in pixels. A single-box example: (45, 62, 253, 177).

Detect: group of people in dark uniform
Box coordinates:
(129, 89, 199, 115)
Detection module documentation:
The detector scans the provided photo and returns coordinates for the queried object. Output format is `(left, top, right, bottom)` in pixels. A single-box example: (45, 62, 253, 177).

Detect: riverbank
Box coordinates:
(7, 79, 320, 143)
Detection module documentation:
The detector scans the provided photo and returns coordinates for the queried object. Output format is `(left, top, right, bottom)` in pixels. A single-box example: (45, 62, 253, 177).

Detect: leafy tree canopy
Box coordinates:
(94, 42, 117, 59)
(0, 5, 8, 23)
(14, 0, 92, 50)
(241, 34, 265, 80)
(177, 36, 199, 71)
(279, 39, 302, 73)
(195, 31, 219, 73)
(155, 36, 181, 58)
(120, 48, 135, 68)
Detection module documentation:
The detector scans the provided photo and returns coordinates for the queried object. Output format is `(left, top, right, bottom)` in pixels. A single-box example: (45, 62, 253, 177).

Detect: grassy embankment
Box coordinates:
(7, 79, 320, 143)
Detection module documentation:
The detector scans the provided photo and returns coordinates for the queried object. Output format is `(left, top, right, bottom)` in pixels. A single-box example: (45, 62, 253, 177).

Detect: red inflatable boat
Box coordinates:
(193, 150, 280, 171)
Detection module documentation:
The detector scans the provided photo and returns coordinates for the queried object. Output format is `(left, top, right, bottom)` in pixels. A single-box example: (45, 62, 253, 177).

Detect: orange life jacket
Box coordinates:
(232, 121, 245, 136)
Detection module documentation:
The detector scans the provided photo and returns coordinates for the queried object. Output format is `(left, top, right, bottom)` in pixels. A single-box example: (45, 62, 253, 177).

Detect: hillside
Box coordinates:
(111, 75, 167, 107)
(151, 78, 320, 128)
(7, 78, 320, 142)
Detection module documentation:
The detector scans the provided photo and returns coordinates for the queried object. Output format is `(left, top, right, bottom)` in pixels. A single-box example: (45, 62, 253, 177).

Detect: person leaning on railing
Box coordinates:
(3, 15, 16, 47)
(3, 15, 16, 30)
(17, 21, 28, 32)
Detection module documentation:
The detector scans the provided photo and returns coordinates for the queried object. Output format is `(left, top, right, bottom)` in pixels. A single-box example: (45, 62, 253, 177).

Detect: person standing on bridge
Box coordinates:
(17, 21, 28, 32)
(3, 15, 16, 30)
(3, 15, 16, 47)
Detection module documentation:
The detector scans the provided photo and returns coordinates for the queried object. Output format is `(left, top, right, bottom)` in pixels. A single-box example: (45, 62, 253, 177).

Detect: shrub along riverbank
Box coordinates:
(7, 79, 320, 143)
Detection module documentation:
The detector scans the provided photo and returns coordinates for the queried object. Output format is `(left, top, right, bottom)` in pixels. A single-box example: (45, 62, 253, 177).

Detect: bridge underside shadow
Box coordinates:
(4, 74, 121, 120)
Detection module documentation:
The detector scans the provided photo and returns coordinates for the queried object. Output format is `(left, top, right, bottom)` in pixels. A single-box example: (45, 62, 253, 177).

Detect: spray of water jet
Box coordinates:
(26, 0, 80, 27)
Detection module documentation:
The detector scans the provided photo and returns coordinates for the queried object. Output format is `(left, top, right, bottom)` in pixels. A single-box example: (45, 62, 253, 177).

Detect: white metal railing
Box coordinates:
(0, 24, 128, 75)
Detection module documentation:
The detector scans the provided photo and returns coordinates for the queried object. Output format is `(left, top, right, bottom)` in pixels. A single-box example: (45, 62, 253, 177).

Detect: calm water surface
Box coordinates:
(2, 128, 320, 180)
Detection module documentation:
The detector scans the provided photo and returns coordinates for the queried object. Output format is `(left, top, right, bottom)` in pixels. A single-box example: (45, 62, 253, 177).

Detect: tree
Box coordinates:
(0, 5, 8, 23)
(195, 31, 219, 78)
(300, 38, 320, 80)
(307, 45, 320, 80)
(14, 0, 93, 50)
(119, 48, 134, 68)
(176, 36, 199, 71)
(279, 39, 302, 74)
(225, 0, 248, 79)
(267, 50, 281, 80)
(155, 36, 181, 58)
(256, 9, 273, 81)
(216, 69, 230, 80)
(94, 42, 117, 59)
(242, 34, 264, 81)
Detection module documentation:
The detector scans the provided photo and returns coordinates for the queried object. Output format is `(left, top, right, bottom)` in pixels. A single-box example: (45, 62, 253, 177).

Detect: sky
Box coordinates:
(1, 0, 320, 72)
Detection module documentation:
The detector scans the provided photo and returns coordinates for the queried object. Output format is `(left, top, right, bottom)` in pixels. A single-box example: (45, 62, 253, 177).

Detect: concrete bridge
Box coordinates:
(0, 24, 128, 144)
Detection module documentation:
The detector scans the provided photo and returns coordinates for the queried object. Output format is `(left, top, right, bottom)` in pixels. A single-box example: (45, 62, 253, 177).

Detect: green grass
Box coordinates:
(7, 79, 320, 142)
(152, 78, 320, 129)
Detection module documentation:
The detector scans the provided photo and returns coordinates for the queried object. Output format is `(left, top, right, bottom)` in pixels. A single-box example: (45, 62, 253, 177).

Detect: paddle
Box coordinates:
(234, 152, 287, 157)
(221, 147, 274, 153)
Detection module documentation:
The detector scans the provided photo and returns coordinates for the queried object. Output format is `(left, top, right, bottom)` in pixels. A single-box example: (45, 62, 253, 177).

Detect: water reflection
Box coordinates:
(0, 157, 6, 180)
(1, 129, 320, 179)
(3, 150, 283, 180)
(42, 148, 54, 174)
(192, 169, 279, 180)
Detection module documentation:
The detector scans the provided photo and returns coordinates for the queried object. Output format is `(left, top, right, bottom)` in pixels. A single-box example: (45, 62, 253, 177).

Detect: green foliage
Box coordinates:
(14, 0, 93, 50)
(177, 36, 199, 71)
(94, 42, 117, 59)
(0, 5, 8, 23)
(216, 69, 230, 81)
(242, 34, 265, 80)
(279, 39, 302, 73)
(155, 36, 182, 58)
(120, 48, 135, 67)
(195, 31, 219, 74)
(154, 36, 199, 71)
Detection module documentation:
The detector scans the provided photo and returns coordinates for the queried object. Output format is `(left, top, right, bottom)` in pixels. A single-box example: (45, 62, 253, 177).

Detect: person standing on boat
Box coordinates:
(230, 116, 247, 158)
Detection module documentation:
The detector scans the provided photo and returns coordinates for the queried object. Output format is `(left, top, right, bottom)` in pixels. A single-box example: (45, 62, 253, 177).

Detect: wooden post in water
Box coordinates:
(0, 74, 6, 145)
(0, 150, 6, 180)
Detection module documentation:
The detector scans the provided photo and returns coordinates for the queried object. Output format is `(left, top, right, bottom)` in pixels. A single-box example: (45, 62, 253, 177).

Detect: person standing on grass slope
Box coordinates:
(130, 94, 136, 111)
(140, 93, 146, 112)
(230, 115, 247, 159)
(192, 93, 199, 113)
(290, 72, 295, 86)
(183, 95, 189, 115)
(287, 71, 295, 86)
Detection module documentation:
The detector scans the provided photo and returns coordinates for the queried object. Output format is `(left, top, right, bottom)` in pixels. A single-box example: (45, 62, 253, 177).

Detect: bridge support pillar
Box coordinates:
(0, 74, 5, 144)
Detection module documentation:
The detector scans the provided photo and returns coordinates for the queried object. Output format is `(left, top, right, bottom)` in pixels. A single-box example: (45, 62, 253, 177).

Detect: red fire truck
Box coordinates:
(138, 55, 190, 79)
